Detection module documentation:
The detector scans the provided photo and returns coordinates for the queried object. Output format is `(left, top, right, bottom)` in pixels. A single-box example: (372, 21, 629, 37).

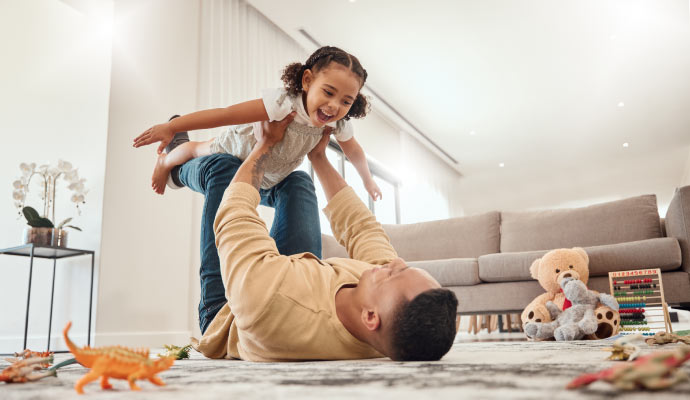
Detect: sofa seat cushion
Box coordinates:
(383, 211, 500, 261)
(478, 237, 681, 283)
(408, 258, 480, 286)
(500, 194, 662, 252)
(321, 234, 349, 259)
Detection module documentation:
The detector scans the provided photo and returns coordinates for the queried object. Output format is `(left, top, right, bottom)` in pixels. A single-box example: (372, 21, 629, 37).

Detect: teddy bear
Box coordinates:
(521, 247, 621, 340)
(525, 276, 619, 340)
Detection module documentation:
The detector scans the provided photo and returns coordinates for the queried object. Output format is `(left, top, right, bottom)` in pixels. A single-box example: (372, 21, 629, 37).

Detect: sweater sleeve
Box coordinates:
(322, 186, 397, 265)
(213, 182, 291, 328)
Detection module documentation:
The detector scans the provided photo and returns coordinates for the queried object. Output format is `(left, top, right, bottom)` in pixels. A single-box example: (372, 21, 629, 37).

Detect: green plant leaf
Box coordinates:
(22, 206, 40, 222)
(57, 217, 72, 229)
(64, 225, 82, 231)
(22, 206, 54, 227)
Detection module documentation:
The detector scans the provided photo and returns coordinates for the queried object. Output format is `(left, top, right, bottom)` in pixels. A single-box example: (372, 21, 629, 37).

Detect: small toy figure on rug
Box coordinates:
(63, 321, 175, 394)
(158, 344, 192, 360)
(521, 247, 621, 340)
(645, 331, 690, 346)
(1, 351, 55, 383)
(603, 335, 642, 361)
(567, 345, 690, 390)
(525, 275, 619, 341)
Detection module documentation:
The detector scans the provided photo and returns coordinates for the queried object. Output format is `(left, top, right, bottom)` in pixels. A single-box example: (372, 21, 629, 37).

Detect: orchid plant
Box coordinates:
(12, 160, 87, 231)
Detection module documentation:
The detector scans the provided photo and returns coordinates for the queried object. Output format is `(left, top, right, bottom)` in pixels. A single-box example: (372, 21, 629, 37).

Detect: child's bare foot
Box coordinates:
(152, 154, 173, 195)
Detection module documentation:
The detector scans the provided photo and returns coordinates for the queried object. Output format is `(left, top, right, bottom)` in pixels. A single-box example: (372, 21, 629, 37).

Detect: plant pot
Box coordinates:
(52, 229, 68, 248)
(22, 227, 68, 248)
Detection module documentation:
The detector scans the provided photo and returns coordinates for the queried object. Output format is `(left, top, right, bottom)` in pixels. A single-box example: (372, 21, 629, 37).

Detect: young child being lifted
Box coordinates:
(133, 46, 382, 200)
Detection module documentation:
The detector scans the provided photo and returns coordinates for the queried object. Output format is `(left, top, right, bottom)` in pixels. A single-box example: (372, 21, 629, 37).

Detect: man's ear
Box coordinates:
(302, 69, 313, 92)
(361, 309, 380, 331)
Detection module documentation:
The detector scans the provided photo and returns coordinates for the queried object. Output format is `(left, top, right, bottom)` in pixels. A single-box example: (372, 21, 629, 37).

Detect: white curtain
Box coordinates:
(198, 0, 306, 119)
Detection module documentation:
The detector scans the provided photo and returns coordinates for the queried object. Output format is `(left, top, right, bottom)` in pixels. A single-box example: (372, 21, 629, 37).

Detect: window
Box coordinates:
(308, 140, 400, 237)
(371, 175, 397, 225)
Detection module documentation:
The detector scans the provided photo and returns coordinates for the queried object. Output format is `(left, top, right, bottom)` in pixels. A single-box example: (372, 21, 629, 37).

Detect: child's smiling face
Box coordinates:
(301, 63, 362, 127)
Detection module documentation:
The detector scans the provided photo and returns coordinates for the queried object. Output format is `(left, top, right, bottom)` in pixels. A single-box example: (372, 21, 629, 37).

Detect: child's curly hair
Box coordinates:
(281, 46, 369, 120)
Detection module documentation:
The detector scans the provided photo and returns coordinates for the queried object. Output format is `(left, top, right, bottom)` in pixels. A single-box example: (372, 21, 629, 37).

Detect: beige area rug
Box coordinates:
(2, 338, 690, 399)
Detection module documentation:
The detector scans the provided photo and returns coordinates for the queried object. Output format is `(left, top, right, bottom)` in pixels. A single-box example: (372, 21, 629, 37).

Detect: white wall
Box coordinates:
(96, 0, 200, 347)
(0, 0, 112, 351)
(682, 147, 690, 187)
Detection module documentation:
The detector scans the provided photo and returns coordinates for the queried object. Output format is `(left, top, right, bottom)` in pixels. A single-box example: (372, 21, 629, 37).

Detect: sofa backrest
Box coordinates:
(382, 211, 501, 261)
(500, 194, 662, 253)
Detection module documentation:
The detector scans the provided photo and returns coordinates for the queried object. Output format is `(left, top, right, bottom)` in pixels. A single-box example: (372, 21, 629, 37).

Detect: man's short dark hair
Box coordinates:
(389, 288, 458, 361)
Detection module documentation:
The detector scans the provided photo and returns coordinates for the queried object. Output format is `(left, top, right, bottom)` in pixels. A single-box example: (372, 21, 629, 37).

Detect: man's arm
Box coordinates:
(309, 133, 396, 264)
(212, 114, 295, 322)
(229, 112, 295, 189)
(308, 132, 347, 202)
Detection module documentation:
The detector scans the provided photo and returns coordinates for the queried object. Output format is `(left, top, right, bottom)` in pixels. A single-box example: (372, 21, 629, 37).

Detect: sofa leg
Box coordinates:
(456, 315, 461, 333)
(468, 315, 478, 334)
(490, 315, 498, 333)
(506, 314, 512, 333)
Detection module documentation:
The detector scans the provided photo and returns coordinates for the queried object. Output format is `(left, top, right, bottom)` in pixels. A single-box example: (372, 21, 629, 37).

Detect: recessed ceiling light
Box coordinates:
(618, 102, 625, 107)
(499, 163, 505, 168)
(623, 142, 629, 148)
(349, 0, 356, 2)
(470, 130, 476, 135)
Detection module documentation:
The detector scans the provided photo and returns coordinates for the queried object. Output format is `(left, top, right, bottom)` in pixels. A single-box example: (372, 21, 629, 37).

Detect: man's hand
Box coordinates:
(133, 123, 175, 154)
(365, 179, 382, 201)
(257, 112, 296, 148)
(230, 113, 296, 191)
(308, 127, 334, 162)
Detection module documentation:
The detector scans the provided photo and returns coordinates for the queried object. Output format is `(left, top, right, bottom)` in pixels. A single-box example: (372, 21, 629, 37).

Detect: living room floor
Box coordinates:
(3, 310, 690, 400)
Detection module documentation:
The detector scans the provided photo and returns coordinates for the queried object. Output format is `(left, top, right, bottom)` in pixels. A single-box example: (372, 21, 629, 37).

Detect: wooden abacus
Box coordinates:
(609, 268, 672, 336)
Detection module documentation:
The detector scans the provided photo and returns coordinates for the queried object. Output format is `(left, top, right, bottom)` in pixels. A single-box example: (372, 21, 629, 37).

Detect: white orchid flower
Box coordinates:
(58, 160, 73, 172)
(71, 194, 85, 203)
(68, 181, 84, 191)
(20, 162, 33, 176)
(13, 180, 22, 189)
(63, 169, 78, 182)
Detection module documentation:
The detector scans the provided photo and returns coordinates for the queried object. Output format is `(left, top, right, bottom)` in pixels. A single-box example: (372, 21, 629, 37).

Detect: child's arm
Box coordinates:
(337, 137, 382, 201)
(133, 99, 270, 154)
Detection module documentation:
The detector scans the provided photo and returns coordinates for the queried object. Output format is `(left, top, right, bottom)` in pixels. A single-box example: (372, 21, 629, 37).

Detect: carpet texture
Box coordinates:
(2, 338, 690, 399)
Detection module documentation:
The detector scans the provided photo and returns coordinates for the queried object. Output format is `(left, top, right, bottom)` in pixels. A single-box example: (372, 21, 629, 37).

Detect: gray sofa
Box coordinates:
(322, 185, 690, 315)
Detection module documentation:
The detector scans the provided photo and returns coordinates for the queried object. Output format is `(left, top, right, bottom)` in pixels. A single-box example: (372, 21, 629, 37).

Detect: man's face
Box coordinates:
(359, 258, 441, 321)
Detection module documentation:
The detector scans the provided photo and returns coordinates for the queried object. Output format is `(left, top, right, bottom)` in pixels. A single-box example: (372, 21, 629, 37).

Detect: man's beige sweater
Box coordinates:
(192, 182, 397, 361)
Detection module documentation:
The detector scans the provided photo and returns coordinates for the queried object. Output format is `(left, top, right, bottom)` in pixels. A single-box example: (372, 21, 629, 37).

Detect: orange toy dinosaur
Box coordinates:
(63, 322, 175, 394)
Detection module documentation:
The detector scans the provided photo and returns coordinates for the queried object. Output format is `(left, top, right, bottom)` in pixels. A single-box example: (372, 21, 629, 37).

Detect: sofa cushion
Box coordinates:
(478, 237, 681, 283)
(382, 211, 500, 261)
(665, 185, 690, 273)
(500, 194, 662, 252)
(321, 234, 348, 259)
(408, 258, 480, 287)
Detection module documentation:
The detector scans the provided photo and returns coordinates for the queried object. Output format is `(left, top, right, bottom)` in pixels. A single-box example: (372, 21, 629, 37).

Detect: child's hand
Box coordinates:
(365, 179, 382, 201)
(133, 123, 175, 154)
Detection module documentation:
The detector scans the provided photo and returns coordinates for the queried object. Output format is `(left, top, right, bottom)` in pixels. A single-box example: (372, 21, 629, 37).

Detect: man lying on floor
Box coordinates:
(191, 116, 458, 362)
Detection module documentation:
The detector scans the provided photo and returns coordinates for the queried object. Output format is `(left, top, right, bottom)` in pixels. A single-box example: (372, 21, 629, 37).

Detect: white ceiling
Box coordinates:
(248, 0, 690, 214)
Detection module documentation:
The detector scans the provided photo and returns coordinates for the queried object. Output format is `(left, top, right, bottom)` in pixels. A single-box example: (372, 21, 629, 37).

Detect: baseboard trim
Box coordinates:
(0, 330, 193, 353)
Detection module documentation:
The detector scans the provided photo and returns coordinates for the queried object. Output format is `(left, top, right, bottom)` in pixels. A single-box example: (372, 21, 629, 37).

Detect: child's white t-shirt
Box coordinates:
(210, 88, 354, 189)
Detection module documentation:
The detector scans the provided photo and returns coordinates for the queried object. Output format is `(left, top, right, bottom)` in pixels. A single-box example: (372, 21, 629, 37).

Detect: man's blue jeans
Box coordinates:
(178, 153, 322, 333)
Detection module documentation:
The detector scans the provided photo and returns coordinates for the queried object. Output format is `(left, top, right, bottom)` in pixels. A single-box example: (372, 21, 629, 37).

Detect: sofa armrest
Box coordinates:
(665, 185, 690, 273)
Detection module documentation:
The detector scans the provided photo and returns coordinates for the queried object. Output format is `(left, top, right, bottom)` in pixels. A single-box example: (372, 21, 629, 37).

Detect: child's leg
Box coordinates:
(152, 140, 213, 194)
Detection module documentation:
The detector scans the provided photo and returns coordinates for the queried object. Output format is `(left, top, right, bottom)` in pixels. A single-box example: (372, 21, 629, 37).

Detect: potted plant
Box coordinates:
(12, 160, 87, 248)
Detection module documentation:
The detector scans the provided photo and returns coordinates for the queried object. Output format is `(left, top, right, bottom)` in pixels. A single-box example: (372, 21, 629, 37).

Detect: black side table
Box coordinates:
(0, 244, 94, 354)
